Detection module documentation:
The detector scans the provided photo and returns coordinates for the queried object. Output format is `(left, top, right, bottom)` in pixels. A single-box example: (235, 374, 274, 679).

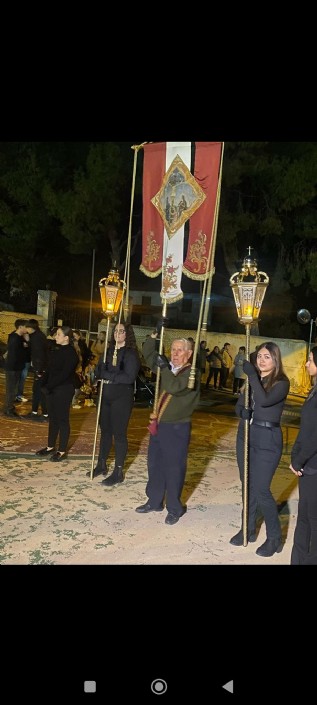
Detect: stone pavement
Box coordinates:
(0, 371, 303, 565)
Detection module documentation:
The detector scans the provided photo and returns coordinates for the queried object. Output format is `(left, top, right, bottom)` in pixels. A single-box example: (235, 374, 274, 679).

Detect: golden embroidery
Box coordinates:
(143, 230, 161, 270)
(187, 230, 208, 273)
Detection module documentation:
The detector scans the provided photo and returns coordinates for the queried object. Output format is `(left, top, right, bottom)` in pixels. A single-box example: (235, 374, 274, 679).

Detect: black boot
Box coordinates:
(102, 465, 124, 486)
(229, 529, 256, 546)
(86, 459, 108, 478)
(256, 538, 282, 557)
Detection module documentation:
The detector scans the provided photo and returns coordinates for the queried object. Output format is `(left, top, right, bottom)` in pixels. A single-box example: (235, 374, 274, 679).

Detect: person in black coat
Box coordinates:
(25, 319, 49, 420)
(91, 322, 140, 485)
(4, 319, 29, 417)
(35, 326, 78, 461)
(290, 346, 317, 564)
(231, 342, 290, 557)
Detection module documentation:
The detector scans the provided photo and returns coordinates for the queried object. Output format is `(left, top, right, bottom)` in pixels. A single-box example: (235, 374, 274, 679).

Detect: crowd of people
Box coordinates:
(2, 318, 316, 563)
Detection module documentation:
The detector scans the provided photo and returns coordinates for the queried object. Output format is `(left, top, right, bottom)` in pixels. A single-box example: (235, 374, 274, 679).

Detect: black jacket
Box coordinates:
(29, 329, 49, 373)
(235, 369, 289, 425)
(291, 386, 317, 474)
(5, 331, 28, 372)
(95, 346, 140, 387)
(42, 344, 78, 391)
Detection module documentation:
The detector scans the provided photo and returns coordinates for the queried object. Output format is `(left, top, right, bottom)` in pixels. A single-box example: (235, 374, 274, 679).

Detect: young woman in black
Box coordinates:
(231, 342, 290, 557)
(35, 326, 78, 461)
(290, 346, 317, 564)
(90, 322, 140, 485)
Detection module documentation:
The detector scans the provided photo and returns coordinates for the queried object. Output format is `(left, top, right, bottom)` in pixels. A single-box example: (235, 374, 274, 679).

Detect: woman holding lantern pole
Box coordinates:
(231, 342, 289, 557)
(89, 321, 140, 485)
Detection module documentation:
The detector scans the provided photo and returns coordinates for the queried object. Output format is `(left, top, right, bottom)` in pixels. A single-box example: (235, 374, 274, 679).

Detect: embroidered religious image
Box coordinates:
(151, 154, 206, 237)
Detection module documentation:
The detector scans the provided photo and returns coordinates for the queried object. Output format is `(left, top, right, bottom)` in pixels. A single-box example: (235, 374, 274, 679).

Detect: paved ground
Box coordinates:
(0, 370, 303, 564)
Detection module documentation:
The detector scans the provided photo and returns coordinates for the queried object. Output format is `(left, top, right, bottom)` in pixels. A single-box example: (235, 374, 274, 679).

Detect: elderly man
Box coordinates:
(136, 330, 200, 525)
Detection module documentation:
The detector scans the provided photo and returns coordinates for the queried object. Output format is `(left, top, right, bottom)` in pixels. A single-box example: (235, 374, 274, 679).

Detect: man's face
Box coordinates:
(170, 340, 191, 368)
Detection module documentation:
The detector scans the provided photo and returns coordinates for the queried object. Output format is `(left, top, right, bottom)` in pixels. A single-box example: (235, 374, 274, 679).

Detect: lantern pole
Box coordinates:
(90, 266, 125, 480)
(230, 247, 269, 546)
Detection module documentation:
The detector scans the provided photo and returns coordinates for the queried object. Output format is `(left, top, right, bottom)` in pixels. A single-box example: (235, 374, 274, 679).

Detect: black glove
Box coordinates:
(156, 317, 169, 335)
(243, 360, 258, 376)
(153, 353, 170, 370)
(240, 408, 252, 421)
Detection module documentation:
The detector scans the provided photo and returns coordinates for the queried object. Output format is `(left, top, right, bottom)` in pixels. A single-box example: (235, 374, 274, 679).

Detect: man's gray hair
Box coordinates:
(172, 338, 192, 351)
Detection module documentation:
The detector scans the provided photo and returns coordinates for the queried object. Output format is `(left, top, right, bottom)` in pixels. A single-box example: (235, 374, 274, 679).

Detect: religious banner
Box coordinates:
(140, 142, 166, 278)
(183, 141, 223, 280)
(140, 141, 223, 302)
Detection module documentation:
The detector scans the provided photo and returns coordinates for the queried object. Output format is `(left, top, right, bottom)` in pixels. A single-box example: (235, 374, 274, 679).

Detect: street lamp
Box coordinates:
(297, 308, 317, 350)
(90, 265, 126, 480)
(230, 247, 269, 546)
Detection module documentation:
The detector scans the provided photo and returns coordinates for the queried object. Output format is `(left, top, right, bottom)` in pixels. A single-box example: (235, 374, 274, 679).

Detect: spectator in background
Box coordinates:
(24, 319, 49, 421)
(73, 330, 91, 370)
(3, 319, 29, 418)
(220, 342, 232, 389)
(206, 346, 222, 389)
(90, 331, 106, 366)
(233, 346, 246, 395)
(16, 332, 31, 403)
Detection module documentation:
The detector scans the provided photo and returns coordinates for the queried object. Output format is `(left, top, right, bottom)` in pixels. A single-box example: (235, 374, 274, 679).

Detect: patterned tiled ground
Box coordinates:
(0, 396, 300, 564)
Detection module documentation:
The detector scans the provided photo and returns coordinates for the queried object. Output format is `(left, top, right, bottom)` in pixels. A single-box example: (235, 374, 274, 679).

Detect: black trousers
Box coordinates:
(291, 473, 317, 564)
(146, 421, 191, 516)
(237, 422, 282, 540)
(206, 368, 220, 388)
(233, 378, 244, 394)
(220, 367, 229, 388)
(46, 384, 74, 452)
(5, 370, 20, 412)
(99, 385, 134, 467)
(32, 376, 47, 414)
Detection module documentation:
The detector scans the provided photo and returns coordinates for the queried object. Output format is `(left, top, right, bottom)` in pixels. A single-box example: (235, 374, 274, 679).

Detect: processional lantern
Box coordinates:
(230, 247, 269, 325)
(99, 265, 125, 317)
(229, 247, 269, 548)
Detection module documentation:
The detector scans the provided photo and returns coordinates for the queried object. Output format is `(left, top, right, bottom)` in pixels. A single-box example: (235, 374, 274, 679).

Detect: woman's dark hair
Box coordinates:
(59, 325, 74, 344)
(110, 322, 138, 350)
(255, 342, 289, 390)
(311, 346, 317, 367)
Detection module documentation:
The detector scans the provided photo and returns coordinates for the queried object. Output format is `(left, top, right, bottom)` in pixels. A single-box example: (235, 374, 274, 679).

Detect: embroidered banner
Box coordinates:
(140, 141, 223, 299)
(183, 142, 223, 280)
(140, 143, 166, 278)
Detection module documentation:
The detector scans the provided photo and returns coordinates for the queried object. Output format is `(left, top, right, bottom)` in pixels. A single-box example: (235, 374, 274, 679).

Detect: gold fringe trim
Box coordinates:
(139, 264, 162, 278)
(182, 265, 215, 281)
(160, 291, 184, 304)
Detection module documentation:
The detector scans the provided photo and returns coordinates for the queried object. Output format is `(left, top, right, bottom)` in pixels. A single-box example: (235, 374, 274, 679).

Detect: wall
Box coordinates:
(132, 326, 310, 397)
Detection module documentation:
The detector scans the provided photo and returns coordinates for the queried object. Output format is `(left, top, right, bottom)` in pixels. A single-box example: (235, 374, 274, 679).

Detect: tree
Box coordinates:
(217, 142, 317, 335)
